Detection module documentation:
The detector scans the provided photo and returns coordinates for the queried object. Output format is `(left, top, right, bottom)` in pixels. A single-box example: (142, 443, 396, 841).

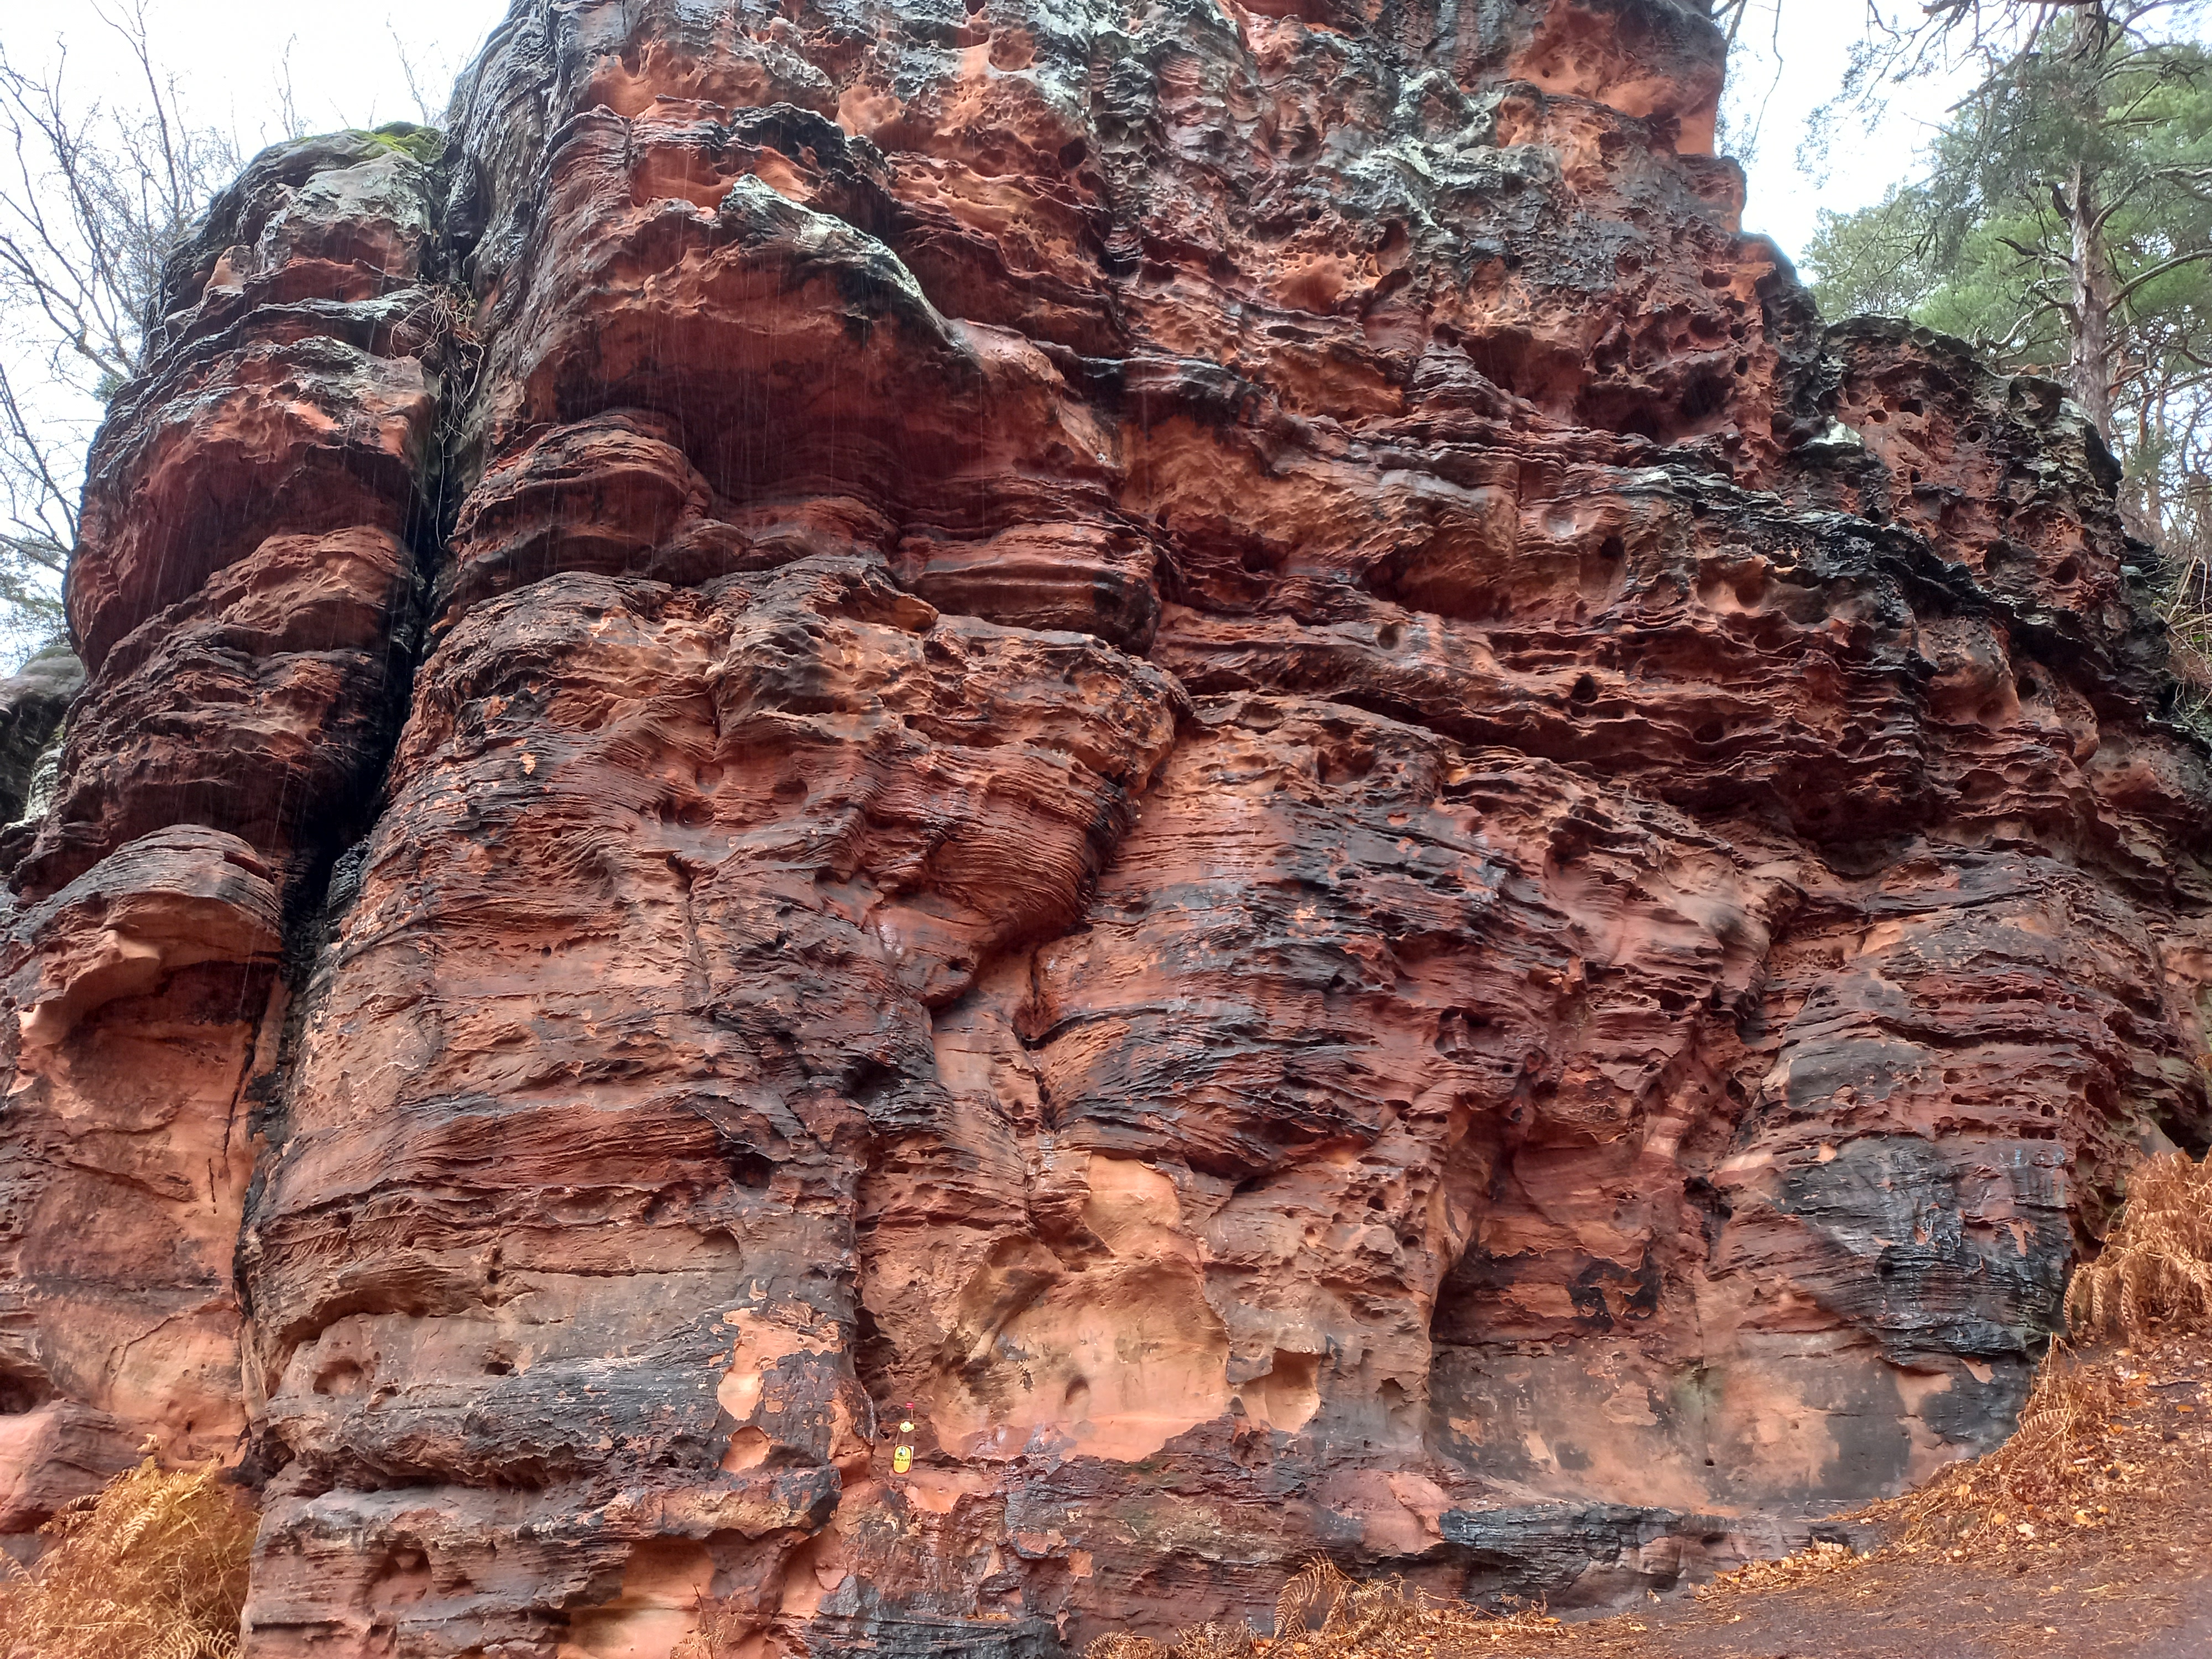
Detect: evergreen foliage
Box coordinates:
(1804, 8, 2212, 719)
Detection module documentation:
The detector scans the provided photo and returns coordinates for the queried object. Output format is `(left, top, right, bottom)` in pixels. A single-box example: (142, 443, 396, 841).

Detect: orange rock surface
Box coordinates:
(2, 1, 2209, 1653)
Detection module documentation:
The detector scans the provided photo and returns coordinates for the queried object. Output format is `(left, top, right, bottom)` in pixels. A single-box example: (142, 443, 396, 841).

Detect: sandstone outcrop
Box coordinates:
(2, 1, 2209, 1653)
(0, 649, 82, 828)
(0, 125, 444, 1536)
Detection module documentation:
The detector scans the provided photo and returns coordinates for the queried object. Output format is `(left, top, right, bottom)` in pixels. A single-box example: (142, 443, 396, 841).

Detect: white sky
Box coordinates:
(6, 0, 1959, 273)
(2, 2, 513, 149)
(1719, 1, 1978, 273)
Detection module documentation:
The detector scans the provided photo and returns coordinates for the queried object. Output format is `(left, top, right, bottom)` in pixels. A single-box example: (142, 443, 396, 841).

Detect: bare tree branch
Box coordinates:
(0, 0, 237, 661)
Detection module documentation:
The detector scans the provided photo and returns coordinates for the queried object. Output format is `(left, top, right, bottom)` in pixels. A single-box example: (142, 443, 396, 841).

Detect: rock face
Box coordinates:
(2, 0, 2209, 1651)
(0, 649, 83, 829)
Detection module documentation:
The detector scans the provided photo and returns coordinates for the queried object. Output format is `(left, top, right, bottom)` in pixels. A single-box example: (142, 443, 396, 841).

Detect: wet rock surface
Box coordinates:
(2, 2, 2210, 1655)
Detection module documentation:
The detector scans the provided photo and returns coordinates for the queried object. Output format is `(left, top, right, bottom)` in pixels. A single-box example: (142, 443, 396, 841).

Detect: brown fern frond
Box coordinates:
(2068, 1152, 2212, 1343)
(1168, 1620, 1260, 1659)
(1271, 1555, 1351, 1636)
(1085, 1634, 1168, 1659)
(0, 1457, 253, 1659)
(1089, 1562, 1558, 1658)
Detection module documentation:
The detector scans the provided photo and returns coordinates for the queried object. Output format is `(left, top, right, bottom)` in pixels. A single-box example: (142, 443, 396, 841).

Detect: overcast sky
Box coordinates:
(1719, 1, 1981, 272)
(3, 2, 512, 148)
(7, 0, 1959, 273)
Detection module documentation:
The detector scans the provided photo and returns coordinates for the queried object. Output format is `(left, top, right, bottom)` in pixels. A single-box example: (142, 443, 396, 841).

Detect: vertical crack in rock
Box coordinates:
(2, 1, 2211, 1652)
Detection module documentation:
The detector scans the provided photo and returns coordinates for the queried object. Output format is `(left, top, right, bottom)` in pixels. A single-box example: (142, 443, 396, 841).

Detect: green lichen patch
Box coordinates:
(361, 122, 445, 165)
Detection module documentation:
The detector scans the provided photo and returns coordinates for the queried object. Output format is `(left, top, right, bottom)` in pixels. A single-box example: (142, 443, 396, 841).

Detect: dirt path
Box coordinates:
(1556, 1536, 2212, 1658)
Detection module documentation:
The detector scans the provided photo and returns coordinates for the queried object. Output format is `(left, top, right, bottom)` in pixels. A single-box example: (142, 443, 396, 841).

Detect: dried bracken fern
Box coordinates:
(0, 1456, 255, 1659)
(2152, 541, 2212, 746)
(1085, 1559, 1561, 1659)
(2067, 1151, 2212, 1343)
(1883, 1343, 2124, 1546)
(1087, 1623, 1262, 1659)
(1086, 1635, 1168, 1659)
(1274, 1556, 1355, 1637)
(1695, 1538, 1863, 1597)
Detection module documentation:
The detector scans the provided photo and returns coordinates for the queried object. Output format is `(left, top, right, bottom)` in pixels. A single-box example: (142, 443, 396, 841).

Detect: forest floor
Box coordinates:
(1462, 1329, 2212, 1658)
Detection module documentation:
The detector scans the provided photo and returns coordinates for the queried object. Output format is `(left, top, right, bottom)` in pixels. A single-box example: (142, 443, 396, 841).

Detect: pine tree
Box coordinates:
(1807, 13, 2212, 549)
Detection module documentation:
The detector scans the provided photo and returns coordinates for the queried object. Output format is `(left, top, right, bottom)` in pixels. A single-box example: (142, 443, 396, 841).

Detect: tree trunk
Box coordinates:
(2068, 161, 2119, 438)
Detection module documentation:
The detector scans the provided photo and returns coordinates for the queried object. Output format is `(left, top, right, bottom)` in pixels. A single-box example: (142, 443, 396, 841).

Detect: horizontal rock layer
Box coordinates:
(2, 2, 2210, 1655)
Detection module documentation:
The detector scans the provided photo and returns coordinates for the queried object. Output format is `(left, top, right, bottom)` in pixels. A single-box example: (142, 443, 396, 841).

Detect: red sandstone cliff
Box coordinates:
(1, 1, 2209, 1653)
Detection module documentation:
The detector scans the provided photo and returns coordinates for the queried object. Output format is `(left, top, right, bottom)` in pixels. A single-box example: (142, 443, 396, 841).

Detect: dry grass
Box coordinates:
(673, 1603, 756, 1659)
(2150, 536, 2212, 742)
(0, 1455, 255, 1659)
(2065, 1151, 2212, 1343)
(1084, 1558, 1561, 1659)
(1693, 1538, 1864, 1598)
